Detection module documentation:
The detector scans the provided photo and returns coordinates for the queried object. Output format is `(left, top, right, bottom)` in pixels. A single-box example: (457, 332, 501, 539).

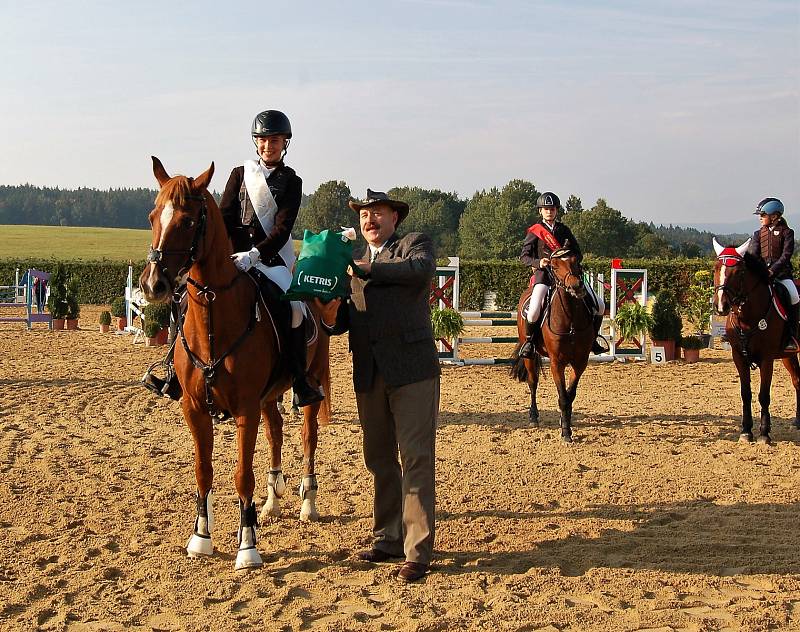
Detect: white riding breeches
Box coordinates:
(253, 262, 305, 328)
(526, 283, 606, 324)
(778, 278, 800, 305)
(525, 284, 550, 324)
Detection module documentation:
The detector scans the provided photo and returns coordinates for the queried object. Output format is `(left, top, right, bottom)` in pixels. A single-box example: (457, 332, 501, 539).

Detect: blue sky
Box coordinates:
(1, 0, 797, 226)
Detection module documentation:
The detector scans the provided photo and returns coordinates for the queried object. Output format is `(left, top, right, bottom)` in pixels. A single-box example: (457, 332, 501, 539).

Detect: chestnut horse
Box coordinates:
(510, 248, 594, 442)
(712, 237, 800, 443)
(139, 157, 331, 570)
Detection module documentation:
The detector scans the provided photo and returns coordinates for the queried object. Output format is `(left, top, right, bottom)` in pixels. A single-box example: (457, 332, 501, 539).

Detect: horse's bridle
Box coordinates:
(714, 254, 755, 310)
(146, 193, 208, 290)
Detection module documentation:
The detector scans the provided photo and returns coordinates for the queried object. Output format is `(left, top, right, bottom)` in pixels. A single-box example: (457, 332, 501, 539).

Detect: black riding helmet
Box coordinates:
(536, 192, 561, 209)
(252, 110, 292, 138)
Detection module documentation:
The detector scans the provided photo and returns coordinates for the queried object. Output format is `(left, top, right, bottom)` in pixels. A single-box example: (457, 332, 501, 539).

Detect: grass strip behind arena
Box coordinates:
(0, 225, 152, 262)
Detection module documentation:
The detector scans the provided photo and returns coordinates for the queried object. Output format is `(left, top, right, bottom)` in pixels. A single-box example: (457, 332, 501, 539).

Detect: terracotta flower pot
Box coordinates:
(683, 348, 700, 363)
(156, 328, 169, 345)
(100, 324, 110, 333)
(116, 316, 127, 331)
(145, 336, 158, 347)
(66, 319, 79, 330)
(650, 339, 675, 361)
(52, 318, 65, 331)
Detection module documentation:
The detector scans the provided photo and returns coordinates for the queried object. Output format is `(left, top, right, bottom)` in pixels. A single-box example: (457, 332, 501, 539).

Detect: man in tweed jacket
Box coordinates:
(324, 189, 440, 583)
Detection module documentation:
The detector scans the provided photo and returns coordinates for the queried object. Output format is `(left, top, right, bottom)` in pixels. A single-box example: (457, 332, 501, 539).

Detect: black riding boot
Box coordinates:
(141, 309, 182, 401)
(591, 314, 609, 355)
(288, 324, 324, 407)
(786, 304, 800, 351)
(519, 320, 538, 359)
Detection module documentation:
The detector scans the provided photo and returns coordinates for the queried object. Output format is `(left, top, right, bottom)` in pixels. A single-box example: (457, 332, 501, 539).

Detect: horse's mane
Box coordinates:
(743, 251, 770, 283)
(155, 176, 195, 208)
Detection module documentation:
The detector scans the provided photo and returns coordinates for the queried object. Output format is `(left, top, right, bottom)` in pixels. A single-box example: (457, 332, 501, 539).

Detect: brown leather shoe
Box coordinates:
(397, 561, 429, 583)
(357, 549, 403, 563)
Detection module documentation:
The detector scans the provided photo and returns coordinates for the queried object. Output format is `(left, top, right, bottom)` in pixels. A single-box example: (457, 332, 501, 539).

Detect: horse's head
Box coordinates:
(140, 156, 215, 303)
(549, 247, 586, 299)
(712, 237, 751, 315)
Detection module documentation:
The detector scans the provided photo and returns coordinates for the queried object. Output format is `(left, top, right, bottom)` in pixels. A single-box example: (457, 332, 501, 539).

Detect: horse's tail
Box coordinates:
(510, 343, 527, 382)
(509, 343, 542, 383)
(317, 335, 332, 425)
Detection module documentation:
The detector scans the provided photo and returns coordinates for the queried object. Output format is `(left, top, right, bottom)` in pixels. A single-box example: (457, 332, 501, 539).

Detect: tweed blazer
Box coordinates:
(332, 232, 440, 392)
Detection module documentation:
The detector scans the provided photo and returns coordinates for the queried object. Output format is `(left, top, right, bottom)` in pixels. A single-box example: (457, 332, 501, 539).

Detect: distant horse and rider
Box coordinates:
(510, 246, 602, 442)
(712, 237, 800, 443)
(140, 157, 331, 570)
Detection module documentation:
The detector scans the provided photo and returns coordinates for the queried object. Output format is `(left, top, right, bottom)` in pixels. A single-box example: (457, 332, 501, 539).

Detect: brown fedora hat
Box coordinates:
(349, 189, 409, 226)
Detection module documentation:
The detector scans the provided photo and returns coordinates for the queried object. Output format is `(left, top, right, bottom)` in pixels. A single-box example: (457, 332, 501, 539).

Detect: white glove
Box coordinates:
(231, 247, 261, 272)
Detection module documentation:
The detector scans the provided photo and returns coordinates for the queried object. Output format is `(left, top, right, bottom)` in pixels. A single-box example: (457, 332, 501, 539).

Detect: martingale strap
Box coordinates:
(527, 223, 562, 251)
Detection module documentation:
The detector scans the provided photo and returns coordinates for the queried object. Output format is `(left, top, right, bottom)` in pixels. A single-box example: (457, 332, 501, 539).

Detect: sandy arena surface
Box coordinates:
(1, 306, 799, 631)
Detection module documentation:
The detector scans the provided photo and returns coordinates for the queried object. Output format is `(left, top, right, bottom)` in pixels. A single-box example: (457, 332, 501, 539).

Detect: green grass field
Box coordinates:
(0, 225, 153, 262)
(0, 224, 305, 262)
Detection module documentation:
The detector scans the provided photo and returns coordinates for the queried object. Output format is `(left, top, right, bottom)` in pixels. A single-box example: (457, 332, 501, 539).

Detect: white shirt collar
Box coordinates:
(543, 220, 556, 231)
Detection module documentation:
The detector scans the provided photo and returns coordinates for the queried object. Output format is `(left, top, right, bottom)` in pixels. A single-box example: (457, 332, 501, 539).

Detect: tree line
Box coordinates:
(0, 181, 745, 259)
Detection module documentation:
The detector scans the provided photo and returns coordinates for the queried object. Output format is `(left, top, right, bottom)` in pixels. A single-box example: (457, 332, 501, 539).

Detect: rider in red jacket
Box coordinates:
(518, 192, 606, 358)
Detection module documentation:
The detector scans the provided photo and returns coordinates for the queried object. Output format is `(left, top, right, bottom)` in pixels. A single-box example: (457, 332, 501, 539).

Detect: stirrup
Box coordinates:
(142, 366, 182, 401)
(591, 336, 610, 355)
(785, 337, 799, 352)
(292, 379, 324, 408)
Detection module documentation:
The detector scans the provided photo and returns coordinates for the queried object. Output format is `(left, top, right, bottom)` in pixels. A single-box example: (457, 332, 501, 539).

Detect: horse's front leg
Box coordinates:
(549, 360, 572, 442)
(183, 400, 215, 558)
(234, 406, 262, 570)
(757, 361, 774, 444)
(527, 357, 539, 426)
(260, 401, 287, 521)
(733, 353, 754, 442)
(781, 356, 800, 430)
(299, 401, 321, 522)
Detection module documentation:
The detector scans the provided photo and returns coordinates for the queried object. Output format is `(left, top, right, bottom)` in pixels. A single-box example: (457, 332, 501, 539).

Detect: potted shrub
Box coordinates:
(143, 302, 171, 345)
(111, 297, 127, 331)
(65, 276, 80, 330)
(683, 270, 714, 347)
(680, 334, 704, 363)
(430, 307, 465, 343)
(613, 301, 653, 347)
(648, 290, 682, 361)
(99, 310, 112, 333)
(46, 264, 69, 330)
(143, 318, 163, 347)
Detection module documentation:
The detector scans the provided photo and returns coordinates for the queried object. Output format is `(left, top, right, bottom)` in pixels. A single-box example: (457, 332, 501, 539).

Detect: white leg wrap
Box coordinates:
(299, 475, 319, 523)
(236, 501, 262, 570)
(260, 470, 287, 520)
(235, 526, 262, 570)
(187, 491, 214, 558)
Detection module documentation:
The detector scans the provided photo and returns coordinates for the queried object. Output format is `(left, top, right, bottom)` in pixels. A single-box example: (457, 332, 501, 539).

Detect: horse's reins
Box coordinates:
(545, 262, 593, 337)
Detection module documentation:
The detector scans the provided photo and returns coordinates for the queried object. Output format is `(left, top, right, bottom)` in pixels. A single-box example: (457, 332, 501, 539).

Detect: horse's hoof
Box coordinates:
(738, 433, 754, 443)
(300, 502, 320, 522)
(529, 417, 539, 428)
(260, 499, 281, 521)
(234, 547, 263, 570)
(757, 435, 772, 445)
(561, 434, 573, 444)
(186, 534, 213, 557)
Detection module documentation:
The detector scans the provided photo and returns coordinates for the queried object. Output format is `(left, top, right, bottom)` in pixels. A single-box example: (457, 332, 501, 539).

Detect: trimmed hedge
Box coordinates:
(458, 256, 720, 311)
(0, 259, 140, 305)
(3, 253, 799, 309)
